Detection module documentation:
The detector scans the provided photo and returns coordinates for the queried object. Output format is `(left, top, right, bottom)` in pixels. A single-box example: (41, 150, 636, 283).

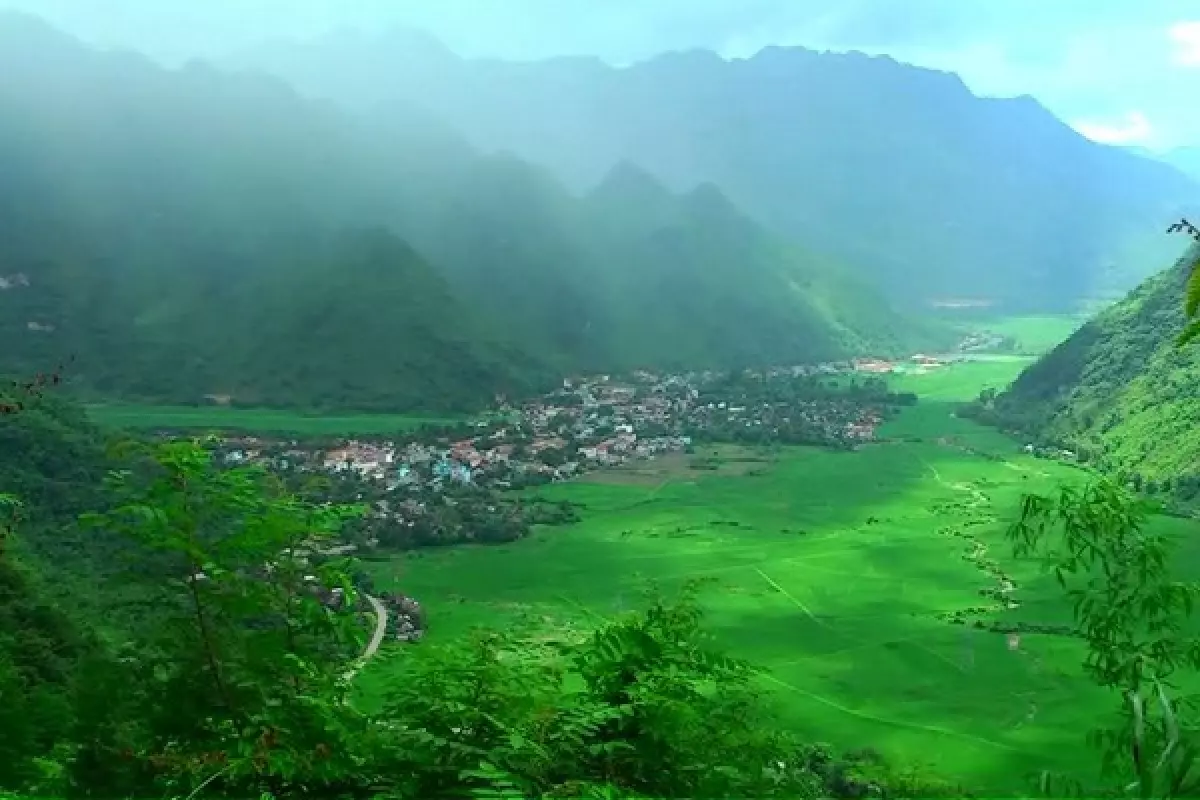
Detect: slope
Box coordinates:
(578, 163, 946, 369)
(0, 14, 941, 412)
(982, 243, 1200, 497)
(231, 31, 1199, 312)
(405, 156, 949, 373)
(1161, 147, 1200, 183)
(0, 15, 554, 412)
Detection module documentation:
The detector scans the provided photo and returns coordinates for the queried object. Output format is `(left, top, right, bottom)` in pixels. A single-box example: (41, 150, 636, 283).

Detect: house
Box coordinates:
(531, 437, 567, 454)
(392, 465, 419, 487)
(433, 459, 473, 484)
(853, 359, 894, 374)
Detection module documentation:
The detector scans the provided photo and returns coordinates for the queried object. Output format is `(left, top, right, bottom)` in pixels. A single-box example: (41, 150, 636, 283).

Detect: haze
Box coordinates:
(3, 0, 1200, 148)
(4, 2, 1200, 798)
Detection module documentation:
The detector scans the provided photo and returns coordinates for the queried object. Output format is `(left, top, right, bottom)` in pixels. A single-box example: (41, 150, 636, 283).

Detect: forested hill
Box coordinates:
(978, 243, 1200, 499)
(233, 29, 1198, 311)
(0, 14, 942, 412)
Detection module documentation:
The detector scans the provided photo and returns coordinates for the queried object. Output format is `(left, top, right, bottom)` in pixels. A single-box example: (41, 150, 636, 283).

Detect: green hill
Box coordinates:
(234, 30, 1198, 312)
(981, 243, 1200, 498)
(0, 14, 941, 412)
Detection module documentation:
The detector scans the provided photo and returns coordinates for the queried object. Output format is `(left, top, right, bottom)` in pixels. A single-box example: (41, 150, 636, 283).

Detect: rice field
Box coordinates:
(357, 334, 1198, 792)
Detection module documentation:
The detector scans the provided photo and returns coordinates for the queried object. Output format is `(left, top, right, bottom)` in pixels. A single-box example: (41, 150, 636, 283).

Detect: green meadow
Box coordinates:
(983, 315, 1087, 355)
(359, 323, 1196, 792)
(938, 312, 1088, 356)
(86, 404, 467, 436)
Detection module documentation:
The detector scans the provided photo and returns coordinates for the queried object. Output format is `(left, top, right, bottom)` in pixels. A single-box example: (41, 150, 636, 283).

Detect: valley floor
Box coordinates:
(353, 348, 1196, 793)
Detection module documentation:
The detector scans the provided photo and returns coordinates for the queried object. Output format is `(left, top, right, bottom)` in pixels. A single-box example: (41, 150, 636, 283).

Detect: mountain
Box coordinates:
(576, 165, 939, 368)
(1161, 147, 1200, 182)
(1124, 145, 1200, 183)
(230, 30, 1198, 312)
(0, 14, 937, 412)
(0, 16, 552, 411)
(979, 243, 1200, 499)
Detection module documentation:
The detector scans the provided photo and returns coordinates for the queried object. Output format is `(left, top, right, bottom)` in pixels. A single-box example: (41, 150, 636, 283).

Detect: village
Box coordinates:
(216, 360, 940, 481)
(189, 355, 958, 643)
(217, 359, 935, 522)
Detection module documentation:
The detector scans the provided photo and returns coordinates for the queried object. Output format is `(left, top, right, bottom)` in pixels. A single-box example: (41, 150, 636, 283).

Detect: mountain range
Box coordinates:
(232, 29, 1198, 312)
(0, 13, 942, 412)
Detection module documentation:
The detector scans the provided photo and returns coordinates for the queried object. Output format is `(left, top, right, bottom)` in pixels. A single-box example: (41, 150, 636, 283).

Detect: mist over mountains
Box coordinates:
(233, 27, 1197, 311)
(0, 12, 945, 411)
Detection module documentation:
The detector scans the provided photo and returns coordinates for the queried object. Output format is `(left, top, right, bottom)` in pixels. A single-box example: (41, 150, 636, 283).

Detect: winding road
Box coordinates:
(361, 593, 388, 660)
(342, 593, 388, 682)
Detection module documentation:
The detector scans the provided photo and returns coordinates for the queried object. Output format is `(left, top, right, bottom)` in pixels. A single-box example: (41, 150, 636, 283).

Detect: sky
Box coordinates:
(2, 0, 1198, 150)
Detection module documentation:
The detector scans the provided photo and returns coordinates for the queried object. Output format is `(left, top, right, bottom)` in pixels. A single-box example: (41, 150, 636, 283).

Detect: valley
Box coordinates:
(39, 315, 1141, 793)
(1, 6, 1199, 798)
(264, 318, 1157, 792)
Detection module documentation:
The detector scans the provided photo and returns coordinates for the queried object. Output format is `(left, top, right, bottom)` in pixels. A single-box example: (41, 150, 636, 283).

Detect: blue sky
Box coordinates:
(3, 0, 1198, 149)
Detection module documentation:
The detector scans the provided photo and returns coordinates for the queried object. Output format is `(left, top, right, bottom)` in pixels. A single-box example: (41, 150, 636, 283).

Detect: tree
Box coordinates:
(0, 359, 73, 416)
(1168, 218, 1200, 345)
(1007, 479, 1200, 797)
(75, 439, 374, 797)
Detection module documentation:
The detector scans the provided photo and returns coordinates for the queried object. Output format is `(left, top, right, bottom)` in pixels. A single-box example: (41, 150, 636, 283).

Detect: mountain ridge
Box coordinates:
(228, 27, 1198, 311)
(0, 13, 941, 411)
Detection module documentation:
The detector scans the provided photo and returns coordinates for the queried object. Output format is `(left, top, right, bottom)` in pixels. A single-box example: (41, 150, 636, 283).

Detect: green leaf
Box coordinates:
(1185, 254, 1200, 317)
(1177, 319, 1200, 348)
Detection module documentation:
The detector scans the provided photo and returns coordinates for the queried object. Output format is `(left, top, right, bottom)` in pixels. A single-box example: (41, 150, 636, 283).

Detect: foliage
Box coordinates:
(0, 400, 95, 791)
(981, 242, 1200, 502)
(1007, 479, 1200, 797)
(373, 584, 824, 799)
(68, 439, 373, 797)
(1169, 218, 1200, 346)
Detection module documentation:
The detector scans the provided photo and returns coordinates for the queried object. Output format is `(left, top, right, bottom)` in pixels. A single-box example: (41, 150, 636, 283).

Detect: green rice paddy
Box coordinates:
(981, 314, 1087, 355)
(358, 323, 1197, 793)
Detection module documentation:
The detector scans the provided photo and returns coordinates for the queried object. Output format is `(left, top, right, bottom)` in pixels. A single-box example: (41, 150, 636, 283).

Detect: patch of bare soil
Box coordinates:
(578, 445, 774, 486)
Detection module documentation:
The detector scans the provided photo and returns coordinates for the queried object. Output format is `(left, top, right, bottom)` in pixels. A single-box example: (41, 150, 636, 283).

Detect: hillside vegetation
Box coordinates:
(977, 243, 1200, 498)
(234, 29, 1198, 310)
(0, 14, 941, 413)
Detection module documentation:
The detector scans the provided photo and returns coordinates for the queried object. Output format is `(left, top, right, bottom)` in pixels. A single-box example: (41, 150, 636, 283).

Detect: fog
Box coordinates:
(0, 1, 1196, 407)
(3, 0, 1200, 147)
(4, 6, 1200, 795)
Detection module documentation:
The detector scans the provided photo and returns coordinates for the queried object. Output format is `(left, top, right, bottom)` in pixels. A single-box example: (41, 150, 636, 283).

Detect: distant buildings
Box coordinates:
(853, 359, 894, 374)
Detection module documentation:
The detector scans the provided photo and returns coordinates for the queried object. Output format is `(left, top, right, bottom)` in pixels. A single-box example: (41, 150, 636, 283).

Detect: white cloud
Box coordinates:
(1169, 20, 1200, 65)
(1071, 111, 1154, 144)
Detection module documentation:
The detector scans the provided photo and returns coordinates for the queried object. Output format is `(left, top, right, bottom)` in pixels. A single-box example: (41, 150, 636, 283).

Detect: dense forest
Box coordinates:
(0, 13, 945, 415)
(235, 28, 1198, 309)
(971, 242, 1200, 501)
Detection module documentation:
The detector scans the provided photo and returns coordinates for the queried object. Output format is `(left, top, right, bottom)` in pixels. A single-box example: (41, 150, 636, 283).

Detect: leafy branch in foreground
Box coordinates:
(0, 356, 74, 415)
(1167, 218, 1200, 346)
(1008, 479, 1200, 797)
(73, 440, 373, 797)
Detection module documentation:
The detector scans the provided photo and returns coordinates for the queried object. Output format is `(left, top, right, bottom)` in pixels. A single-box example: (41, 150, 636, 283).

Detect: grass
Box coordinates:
(357, 320, 1176, 793)
(362, 399, 1113, 791)
(86, 404, 468, 436)
(982, 315, 1087, 355)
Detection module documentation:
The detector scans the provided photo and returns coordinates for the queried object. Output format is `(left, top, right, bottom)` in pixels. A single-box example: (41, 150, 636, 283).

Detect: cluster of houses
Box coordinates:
(377, 592, 426, 642)
(219, 364, 915, 492)
(196, 361, 942, 645)
(852, 353, 950, 375)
